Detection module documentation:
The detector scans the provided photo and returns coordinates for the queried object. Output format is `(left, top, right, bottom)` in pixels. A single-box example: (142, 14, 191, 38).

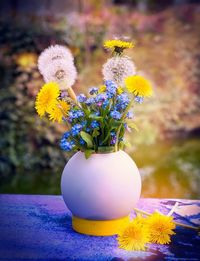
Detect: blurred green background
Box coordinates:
(0, 0, 200, 199)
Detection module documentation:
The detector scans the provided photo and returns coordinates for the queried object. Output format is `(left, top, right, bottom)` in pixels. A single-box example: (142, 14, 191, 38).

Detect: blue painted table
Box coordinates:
(0, 195, 199, 261)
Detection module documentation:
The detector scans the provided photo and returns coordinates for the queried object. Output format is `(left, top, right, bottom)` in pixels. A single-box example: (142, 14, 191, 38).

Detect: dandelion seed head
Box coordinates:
(42, 59, 77, 90)
(102, 56, 136, 86)
(38, 45, 74, 74)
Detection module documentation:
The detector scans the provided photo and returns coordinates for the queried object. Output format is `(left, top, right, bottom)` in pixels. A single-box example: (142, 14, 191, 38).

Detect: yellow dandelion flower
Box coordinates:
(117, 86, 123, 94)
(104, 40, 134, 53)
(125, 75, 153, 97)
(48, 100, 70, 123)
(35, 82, 60, 117)
(117, 220, 149, 251)
(146, 212, 176, 244)
(59, 100, 71, 113)
(16, 52, 37, 68)
(98, 85, 106, 93)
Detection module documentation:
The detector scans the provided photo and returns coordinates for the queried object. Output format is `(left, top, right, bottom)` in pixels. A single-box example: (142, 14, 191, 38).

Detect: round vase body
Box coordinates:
(61, 150, 141, 222)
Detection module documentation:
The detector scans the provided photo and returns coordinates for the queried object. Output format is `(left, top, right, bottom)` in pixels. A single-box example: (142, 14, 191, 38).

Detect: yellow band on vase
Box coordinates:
(72, 215, 130, 236)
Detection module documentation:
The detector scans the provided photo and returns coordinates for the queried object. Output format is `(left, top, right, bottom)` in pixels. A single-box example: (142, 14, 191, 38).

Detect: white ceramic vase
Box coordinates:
(61, 150, 141, 236)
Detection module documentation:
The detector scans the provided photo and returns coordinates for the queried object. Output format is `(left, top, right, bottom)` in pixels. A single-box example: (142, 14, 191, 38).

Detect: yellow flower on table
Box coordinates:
(117, 219, 149, 251)
(104, 40, 134, 52)
(146, 212, 176, 244)
(35, 82, 60, 117)
(125, 75, 153, 97)
(48, 100, 70, 123)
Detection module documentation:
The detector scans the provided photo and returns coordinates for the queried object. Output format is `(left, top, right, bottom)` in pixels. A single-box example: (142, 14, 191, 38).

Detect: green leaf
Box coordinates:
(83, 107, 91, 116)
(127, 122, 139, 132)
(112, 121, 123, 127)
(118, 140, 131, 150)
(123, 140, 132, 147)
(92, 129, 100, 138)
(80, 131, 94, 148)
(98, 146, 115, 153)
(84, 149, 95, 159)
(89, 114, 103, 120)
(100, 132, 110, 145)
(119, 141, 124, 150)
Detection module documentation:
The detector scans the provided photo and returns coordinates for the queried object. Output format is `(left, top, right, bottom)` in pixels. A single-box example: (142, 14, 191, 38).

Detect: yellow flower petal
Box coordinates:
(117, 86, 123, 94)
(98, 85, 106, 93)
(59, 100, 71, 113)
(117, 219, 149, 251)
(146, 212, 176, 244)
(104, 40, 134, 51)
(35, 82, 60, 117)
(48, 100, 70, 123)
(125, 75, 153, 97)
(16, 52, 37, 68)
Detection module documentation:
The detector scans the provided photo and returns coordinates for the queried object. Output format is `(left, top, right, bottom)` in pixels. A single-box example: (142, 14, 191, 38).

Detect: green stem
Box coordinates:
(114, 100, 133, 152)
(99, 107, 105, 142)
(101, 129, 111, 145)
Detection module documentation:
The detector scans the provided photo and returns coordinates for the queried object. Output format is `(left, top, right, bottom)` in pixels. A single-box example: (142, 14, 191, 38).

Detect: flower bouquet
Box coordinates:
(36, 40, 152, 157)
(35, 39, 153, 236)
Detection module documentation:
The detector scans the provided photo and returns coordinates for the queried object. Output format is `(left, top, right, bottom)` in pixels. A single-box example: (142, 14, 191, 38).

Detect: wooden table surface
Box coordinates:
(0, 194, 199, 261)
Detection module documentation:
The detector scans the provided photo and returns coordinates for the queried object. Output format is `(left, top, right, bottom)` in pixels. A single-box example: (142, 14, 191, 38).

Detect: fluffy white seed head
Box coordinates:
(102, 56, 136, 86)
(43, 59, 77, 90)
(38, 45, 74, 76)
